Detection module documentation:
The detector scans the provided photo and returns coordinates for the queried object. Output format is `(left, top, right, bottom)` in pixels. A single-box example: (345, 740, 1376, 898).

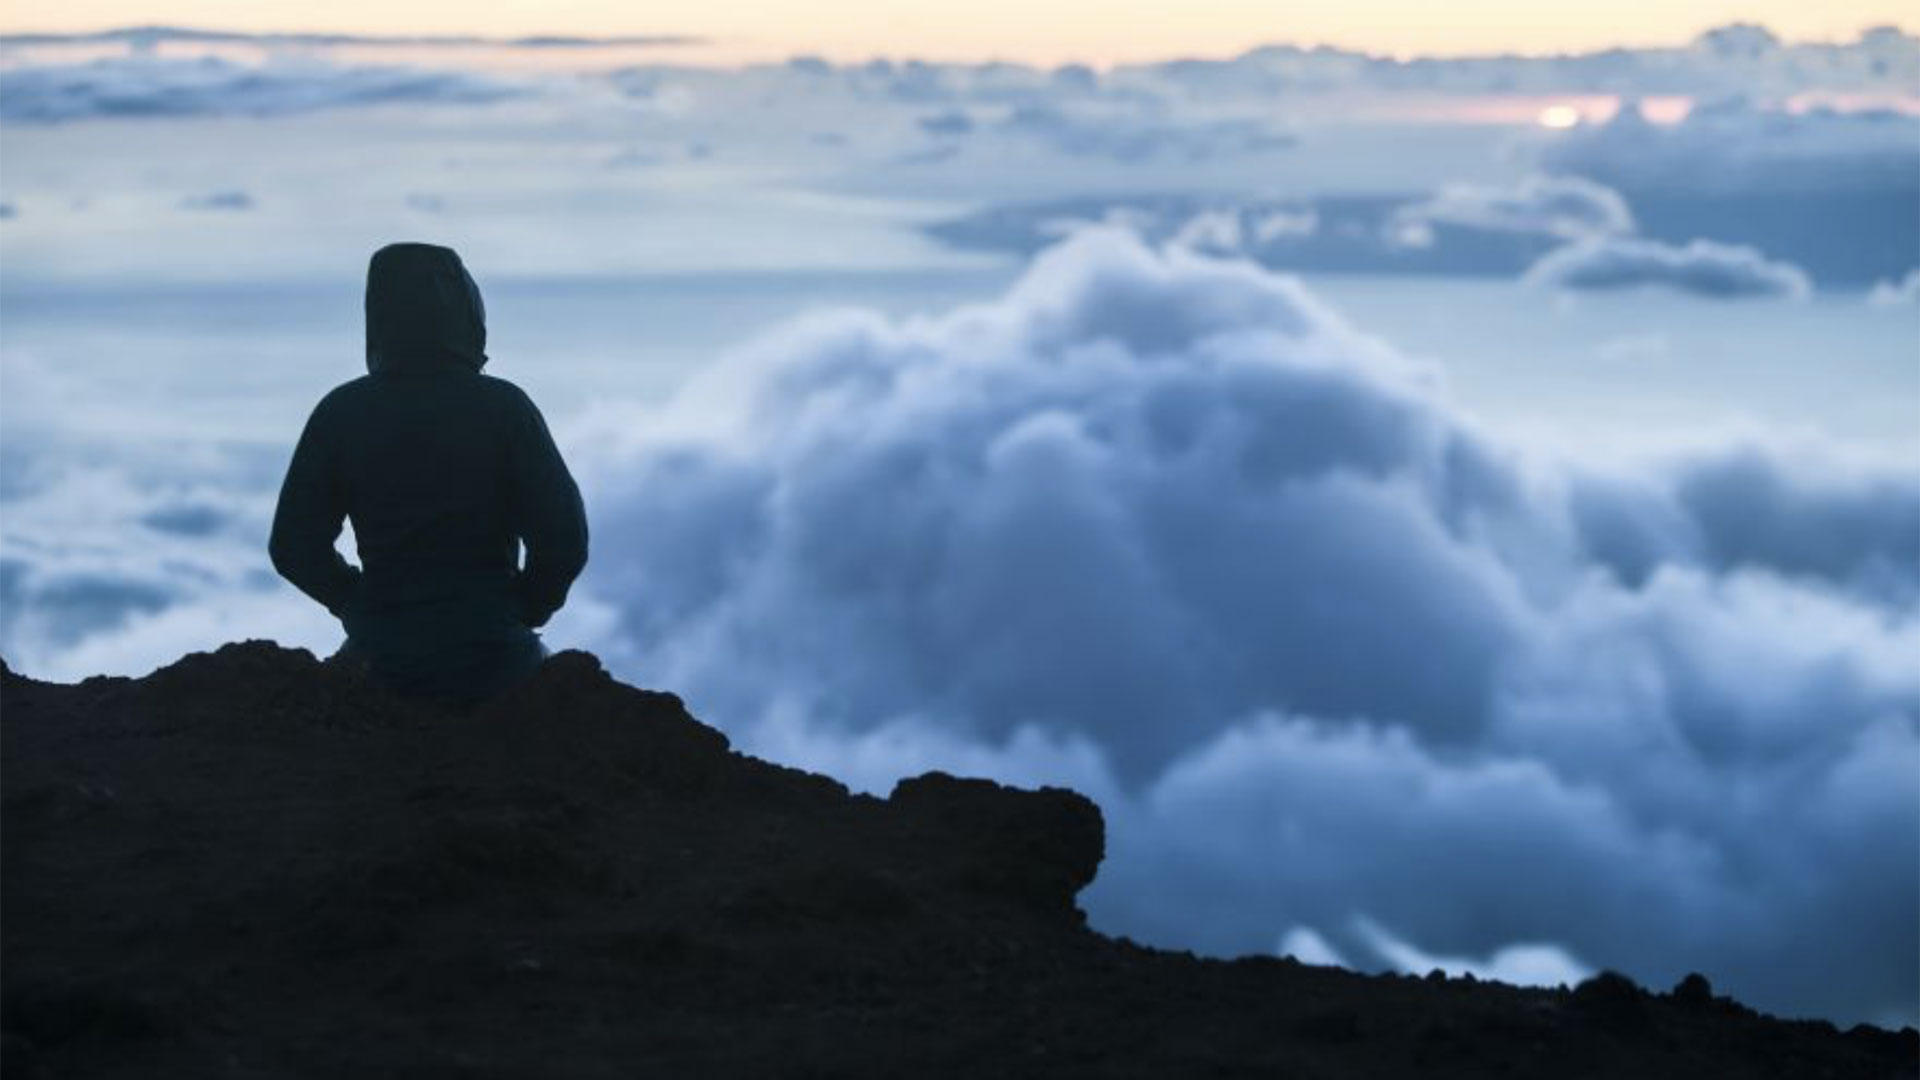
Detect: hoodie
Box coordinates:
(270, 243, 588, 701)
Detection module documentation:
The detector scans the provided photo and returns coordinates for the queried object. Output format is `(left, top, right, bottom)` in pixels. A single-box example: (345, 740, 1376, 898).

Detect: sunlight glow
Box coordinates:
(1538, 104, 1583, 128)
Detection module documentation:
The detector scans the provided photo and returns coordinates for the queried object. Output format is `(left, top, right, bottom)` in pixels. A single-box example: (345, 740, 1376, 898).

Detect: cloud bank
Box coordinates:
(0, 26, 699, 49)
(0, 55, 528, 123)
(1539, 100, 1919, 284)
(1525, 236, 1812, 298)
(1544, 98, 1920, 197)
(8, 23, 1917, 129)
(557, 230, 1916, 1025)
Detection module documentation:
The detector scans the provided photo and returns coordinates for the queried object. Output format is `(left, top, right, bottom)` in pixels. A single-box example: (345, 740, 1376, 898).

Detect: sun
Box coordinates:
(1538, 104, 1583, 128)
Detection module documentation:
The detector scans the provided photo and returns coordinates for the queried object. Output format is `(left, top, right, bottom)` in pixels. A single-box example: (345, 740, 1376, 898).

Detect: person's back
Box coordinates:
(270, 243, 588, 704)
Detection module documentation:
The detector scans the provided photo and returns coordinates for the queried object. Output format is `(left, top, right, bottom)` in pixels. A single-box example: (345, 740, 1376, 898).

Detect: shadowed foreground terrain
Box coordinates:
(3, 643, 1914, 1078)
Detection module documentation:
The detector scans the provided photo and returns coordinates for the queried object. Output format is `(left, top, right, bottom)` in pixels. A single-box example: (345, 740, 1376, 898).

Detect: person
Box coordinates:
(270, 242, 588, 705)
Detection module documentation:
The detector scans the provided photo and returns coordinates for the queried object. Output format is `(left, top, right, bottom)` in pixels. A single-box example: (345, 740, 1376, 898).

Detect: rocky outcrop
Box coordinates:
(3, 643, 1913, 1078)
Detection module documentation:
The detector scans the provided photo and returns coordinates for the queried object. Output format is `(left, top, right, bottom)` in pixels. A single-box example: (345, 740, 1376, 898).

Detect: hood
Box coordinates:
(365, 243, 488, 374)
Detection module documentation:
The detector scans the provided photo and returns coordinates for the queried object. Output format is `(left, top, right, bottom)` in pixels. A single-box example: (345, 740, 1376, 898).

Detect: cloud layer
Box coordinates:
(8, 24, 1918, 128)
(557, 230, 1916, 1025)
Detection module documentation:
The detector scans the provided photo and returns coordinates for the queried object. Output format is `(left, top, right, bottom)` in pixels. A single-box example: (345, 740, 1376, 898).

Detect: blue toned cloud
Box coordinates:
(1391, 175, 1633, 244)
(1525, 236, 1812, 298)
(1536, 100, 1920, 284)
(1123, 24, 1918, 100)
(916, 109, 974, 137)
(179, 190, 254, 212)
(0, 26, 700, 49)
(1544, 98, 1920, 196)
(995, 103, 1294, 162)
(930, 178, 1641, 283)
(0, 352, 337, 677)
(0, 55, 529, 124)
(564, 230, 1917, 1025)
(1869, 269, 1920, 306)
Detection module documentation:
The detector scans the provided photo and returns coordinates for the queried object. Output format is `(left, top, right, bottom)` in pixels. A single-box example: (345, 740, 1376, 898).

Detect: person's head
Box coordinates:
(365, 242, 488, 374)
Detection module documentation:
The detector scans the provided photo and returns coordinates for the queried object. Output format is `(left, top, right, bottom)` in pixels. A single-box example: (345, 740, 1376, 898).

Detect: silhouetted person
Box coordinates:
(271, 243, 588, 705)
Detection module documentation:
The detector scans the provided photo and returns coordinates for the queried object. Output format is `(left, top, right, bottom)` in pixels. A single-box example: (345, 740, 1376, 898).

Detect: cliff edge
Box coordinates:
(3, 643, 1912, 1078)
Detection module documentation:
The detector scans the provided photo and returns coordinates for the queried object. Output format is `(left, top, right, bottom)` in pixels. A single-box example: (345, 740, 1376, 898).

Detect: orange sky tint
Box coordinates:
(1, 0, 1915, 65)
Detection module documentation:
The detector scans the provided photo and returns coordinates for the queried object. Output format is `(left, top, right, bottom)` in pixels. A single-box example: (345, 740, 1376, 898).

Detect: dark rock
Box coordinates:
(1572, 970, 1648, 1028)
(1, 982, 170, 1045)
(888, 771, 1103, 923)
(1672, 972, 1714, 1007)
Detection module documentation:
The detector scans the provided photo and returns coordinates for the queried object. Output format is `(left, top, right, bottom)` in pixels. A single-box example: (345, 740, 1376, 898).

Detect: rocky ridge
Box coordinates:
(3, 642, 1913, 1078)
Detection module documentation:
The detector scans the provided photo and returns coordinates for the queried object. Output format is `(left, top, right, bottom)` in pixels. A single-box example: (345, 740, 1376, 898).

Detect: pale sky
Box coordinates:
(2, 0, 1915, 64)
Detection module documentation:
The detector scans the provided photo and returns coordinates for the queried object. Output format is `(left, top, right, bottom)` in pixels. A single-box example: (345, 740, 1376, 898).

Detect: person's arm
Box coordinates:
(506, 390, 588, 628)
(269, 396, 362, 618)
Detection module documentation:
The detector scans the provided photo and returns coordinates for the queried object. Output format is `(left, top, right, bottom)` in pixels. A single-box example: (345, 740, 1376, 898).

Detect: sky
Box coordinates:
(0, 12, 1915, 1032)
(1, 0, 1917, 63)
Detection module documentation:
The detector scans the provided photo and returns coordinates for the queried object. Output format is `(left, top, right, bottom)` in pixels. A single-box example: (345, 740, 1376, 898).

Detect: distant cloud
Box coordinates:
(0, 26, 702, 49)
(1536, 103, 1920, 284)
(0, 55, 529, 124)
(1249, 208, 1317, 242)
(1166, 210, 1243, 254)
(1354, 916, 1593, 988)
(1391, 175, 1633, 242)
(1868, 268, 1920, 306)
(932, 183, 1609, 281)
(1526, 236, 1813, 298)
(997, 103, 1294, 162)
(1543, 98, 1920, 196)
(1125, 24, 1918, 99)
(916, 109, 974, 137)
(179, 190, 253, 212)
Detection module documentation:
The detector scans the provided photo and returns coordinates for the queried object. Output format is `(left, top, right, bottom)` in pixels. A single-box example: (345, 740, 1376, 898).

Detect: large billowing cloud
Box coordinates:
(560, 230, 1916, 1025)
(1525, 236, 1812, 299)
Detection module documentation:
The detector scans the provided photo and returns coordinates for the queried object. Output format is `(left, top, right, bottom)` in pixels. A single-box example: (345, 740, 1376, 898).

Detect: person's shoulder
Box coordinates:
(312, 375, 377, 412)
(475, 373, 545, 413)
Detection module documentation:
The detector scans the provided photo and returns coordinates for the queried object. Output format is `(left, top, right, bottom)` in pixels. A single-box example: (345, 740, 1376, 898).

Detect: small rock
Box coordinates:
(1671, 972, 1713, 1007)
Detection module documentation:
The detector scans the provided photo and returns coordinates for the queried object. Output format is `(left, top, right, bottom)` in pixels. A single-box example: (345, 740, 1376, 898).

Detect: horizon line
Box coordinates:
(2, 19, 1916, 69)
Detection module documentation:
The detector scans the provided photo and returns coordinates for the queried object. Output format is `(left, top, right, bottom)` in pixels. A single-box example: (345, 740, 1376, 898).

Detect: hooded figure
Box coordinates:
(270, 243, 588, 704)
